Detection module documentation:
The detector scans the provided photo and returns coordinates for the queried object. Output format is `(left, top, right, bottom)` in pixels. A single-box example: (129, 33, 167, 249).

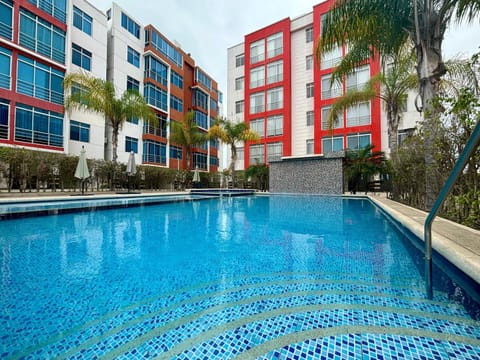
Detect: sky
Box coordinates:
(92, 0, 479, 109)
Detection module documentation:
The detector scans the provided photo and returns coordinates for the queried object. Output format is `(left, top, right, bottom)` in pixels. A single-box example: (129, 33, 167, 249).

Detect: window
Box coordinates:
(210, 155, 219, 167)
(237, 147, 244, 160)
(72, 43, 91, 71)
(321, 74, 342, 99)
(306, 139, 314, 154)
(125, 136, 138, 153)
(305, 27, 313, 43)
(249, 144, 264, 164)
(235, 53, 244, 67)
(171, 71, 183, 89)
(194, 110, 208, 129)
(306, 55, 313, 70)
(346, 65, 370, 91)
(170, 95, 183, 112)
(143, 113, 167, 137)
(121, 12, 140, 38)
(347, 133, 371, 150)
(250, 66, 264, 89)
(267, 142, 282, 163)
(322, 106, 343, 130)
(127, 116, 138, 125)
(73, 6, 92, 35)
(170, 145, 182, 160)
(250, 39, 264, 64)
(321, 46, 342, 69)
(322, 136, 344, 153)
(210, 99, 218, 113)
(143, 139, 166, 164)
(143, 83, 167, 111)
(267, 60, 283, 84)
(235, 76, 244, 90)
(0, 0, 13, 40)
(127, 46, 140, 68)
(398, 128, 414, 146)
(0, 46, 11, 89)
(146, 29, 182, 68)
(235, 100, 244, 114)
(306, 82, 314, 98)
(17, 55, 64, 104)
(195, 68, 212, 90)
(126, 76, 139, 92)
(0, 99, 9, 139)
(346, 102, 370, 127)
(250, 118, 264, 138)
(250, 92, 264, 114)
(267, 32, 283, 58)
(15, 104, 63, 147)
(267, 87, 283, 111)
(193, 89, 208, 110)
(19, 9, 66, 63)
(193, 152, 207, 170)
(28, 0, 66, 23)
(70, 120, 90, 142)
(267, 115, 283, 136)
(144, 55, 167, 86)
(306, 111, 314, 126)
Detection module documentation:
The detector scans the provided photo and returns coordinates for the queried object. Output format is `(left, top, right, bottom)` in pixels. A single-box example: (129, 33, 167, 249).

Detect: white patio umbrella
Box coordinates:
(192, 166, 200, 187)
(126, 151, 136, 193)
(126, 151, 136, 175)
(74, 146, 90, 194)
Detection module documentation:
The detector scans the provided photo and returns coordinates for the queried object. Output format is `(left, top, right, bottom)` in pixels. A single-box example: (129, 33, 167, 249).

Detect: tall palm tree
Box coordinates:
(316, 0, 480, 209)
(63, 73, 155, 164)
(208, 118, 259, 184)
(169, 111, 206, 170)
(326, 46, 418, 153)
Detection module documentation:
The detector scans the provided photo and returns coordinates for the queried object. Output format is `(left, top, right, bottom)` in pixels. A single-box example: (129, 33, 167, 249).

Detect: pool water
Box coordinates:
(0, 195, 479, 359)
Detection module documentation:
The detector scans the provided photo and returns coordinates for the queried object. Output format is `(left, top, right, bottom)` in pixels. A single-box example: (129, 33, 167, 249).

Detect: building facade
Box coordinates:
(0, 0, 221, 172)
(227, 0, 420, 171)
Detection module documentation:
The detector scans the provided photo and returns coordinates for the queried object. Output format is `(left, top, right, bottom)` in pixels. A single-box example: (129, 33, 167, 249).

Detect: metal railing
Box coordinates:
(424, 120, 480, 299)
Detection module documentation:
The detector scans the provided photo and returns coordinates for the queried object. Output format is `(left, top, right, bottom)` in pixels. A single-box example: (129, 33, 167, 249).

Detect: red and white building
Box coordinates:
(227, 0, 420, 170)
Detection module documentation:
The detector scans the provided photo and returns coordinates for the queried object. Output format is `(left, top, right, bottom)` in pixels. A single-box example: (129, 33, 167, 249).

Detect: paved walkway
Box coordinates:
(368, 194, 480, 284)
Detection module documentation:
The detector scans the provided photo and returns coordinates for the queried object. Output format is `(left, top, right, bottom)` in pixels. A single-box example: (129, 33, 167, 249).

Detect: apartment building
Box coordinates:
(105, 3, 220, 171)
(0, 0, 220, 172)
(0, 0, 68, 153)
(227, 0, 420, 170)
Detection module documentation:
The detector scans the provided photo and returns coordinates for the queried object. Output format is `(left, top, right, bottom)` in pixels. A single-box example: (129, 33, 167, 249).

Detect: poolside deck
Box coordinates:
(369, 194, 480, 285)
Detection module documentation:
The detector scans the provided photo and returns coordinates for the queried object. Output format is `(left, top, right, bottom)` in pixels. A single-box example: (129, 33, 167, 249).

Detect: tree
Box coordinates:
(326, 46, 417, 153)
(345, 144, 387, 194)
(208, 117, 259, 185)
(316, 0, 480, 209)
(63, 73, 155, 164)
(169, 111, 207, 170)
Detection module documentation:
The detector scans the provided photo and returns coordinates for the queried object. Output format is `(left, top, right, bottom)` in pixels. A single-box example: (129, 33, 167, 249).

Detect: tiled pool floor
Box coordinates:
(13, 272, 480, 360)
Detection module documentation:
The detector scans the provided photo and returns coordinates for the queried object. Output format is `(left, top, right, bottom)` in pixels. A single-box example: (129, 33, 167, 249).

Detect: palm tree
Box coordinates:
(345, 144, 386, 194)
(326, 46, 418, 153)
(316, 0, 480, 209)
(169, 111, 207, 170)
(208, 118, 259, 185)
(63, 73, 155, 164)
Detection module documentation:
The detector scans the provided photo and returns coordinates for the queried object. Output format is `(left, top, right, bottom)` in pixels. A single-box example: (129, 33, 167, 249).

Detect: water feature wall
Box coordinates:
(269, 155, 344, 194)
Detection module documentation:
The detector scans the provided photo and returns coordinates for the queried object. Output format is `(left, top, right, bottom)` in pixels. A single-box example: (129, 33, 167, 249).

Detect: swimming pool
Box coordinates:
(0, 195, 479, 359)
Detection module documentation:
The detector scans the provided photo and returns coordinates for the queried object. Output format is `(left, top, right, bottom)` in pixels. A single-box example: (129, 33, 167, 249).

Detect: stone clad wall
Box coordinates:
(269, 156, 344, 194)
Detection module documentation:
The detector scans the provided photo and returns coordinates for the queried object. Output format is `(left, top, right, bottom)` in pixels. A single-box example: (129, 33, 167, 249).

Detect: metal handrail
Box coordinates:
(425, 120, 480, 299)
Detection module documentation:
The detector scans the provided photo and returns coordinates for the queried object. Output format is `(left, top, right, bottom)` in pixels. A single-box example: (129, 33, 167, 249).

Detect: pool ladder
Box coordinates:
(425, 120, 480, 299)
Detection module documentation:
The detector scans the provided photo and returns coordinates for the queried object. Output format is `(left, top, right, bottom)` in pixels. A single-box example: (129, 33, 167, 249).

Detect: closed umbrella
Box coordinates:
(74, 146, 90, 195)
(192, 166, 200, 188)
(126, 151, 136, 193)
(126, 151, 136, 175)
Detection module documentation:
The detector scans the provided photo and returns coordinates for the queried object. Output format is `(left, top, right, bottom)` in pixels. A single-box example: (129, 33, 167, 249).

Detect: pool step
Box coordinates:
(15, 272, 478, 360)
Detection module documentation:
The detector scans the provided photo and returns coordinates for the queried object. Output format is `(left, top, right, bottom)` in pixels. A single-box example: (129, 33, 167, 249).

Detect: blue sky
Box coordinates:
(93, 0, 479, 107)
